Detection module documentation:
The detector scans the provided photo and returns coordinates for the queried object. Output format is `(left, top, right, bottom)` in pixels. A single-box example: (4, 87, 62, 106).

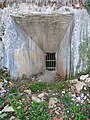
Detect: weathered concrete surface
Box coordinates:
(14, 41, 45, 78)
(11, 14, 73, 53)
(3, 13, 74, 79)
(4, 17, 45, 78)
(0, 40, 4, 68)
(56, 17, 74, 78)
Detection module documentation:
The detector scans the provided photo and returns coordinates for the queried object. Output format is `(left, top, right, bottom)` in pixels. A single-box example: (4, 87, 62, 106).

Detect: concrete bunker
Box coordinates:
(4, 14, 74, 80)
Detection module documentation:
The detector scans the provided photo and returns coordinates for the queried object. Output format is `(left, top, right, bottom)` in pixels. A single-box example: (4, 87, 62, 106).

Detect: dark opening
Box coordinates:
(46, 53, 56, 71)
(0, 37, 2, 41)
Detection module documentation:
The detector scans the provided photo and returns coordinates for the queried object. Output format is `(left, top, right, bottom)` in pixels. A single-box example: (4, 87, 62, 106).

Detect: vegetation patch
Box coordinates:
(0, 69, 90, 120)
(28, 81, 67, 92)
(59, 94, 89, 120)
(29, 101, 50, 120)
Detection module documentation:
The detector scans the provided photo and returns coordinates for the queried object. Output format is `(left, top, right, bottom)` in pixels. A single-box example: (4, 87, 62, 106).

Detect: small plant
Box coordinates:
(28, 81, 66, 92)
(7, 94, 26, 120)
(59, 94, 89, 120)
(77, 37, 90, 75)
(28, 82, 48, 92)
(29, 101, 50, 120)
(0, 97, 6, 105)
(0, 68, 11, 80)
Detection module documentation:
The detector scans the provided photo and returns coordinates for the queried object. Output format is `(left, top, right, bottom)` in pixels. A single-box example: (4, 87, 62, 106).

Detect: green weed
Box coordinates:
(29, 101, 50, 120)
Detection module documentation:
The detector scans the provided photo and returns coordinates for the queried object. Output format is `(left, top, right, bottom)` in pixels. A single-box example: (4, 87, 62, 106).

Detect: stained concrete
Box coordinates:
(3, 17, 45, 78)
(56, 18, 74, 78)
(8, 14, 74, 79)
(2, 11, 74, 79)
(11, 14, 73, 53)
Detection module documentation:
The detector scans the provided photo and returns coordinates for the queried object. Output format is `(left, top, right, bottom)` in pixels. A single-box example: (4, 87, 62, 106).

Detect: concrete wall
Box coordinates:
(56, 16, 74, 78)
(3, 14, 74, 79)
(12, 14, 73, 53)
(4, 17, 45, 78)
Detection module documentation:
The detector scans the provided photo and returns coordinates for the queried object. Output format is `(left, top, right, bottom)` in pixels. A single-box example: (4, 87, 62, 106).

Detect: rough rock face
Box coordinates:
(0, 38, 4, 68)
(6, 0, 87, 5)
(0, 2, 90, 79)
(71, 9, 90, 75)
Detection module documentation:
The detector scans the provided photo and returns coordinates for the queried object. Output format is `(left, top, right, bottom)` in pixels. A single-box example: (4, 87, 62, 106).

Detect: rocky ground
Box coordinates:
(0, 69, 90, 120)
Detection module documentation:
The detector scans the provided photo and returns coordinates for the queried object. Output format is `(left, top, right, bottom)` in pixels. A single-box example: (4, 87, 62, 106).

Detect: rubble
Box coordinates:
(24, 89, 31, 94)
(49, 98, 58, 108)
(2, 105, 14, 112)
(32, 95, 43, 103)
(80, 74, 89, 81)
(75, 81, 86, 92)
(38, 92, 45, 98)
(0, 73, 89, 119)
(69, 79, 78, 84)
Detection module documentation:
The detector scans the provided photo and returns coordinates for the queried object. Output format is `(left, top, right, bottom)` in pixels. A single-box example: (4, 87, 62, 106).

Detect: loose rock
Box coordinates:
(17, 106, 21, 109)
(10, 116, 16, 120)
(69, 79, 78, 84)
(32, 95, 42, 103)
(85, 78, 90, 84)
(38, 92, 44, 98)
(0, 113, 7, 119)
(49, 98, 58, 109)
(24, 89, 31, 94)
(80, 74, 89, 81)
(75, 81, 86, 93)
(0, 82, 3, 89)
(2, 105, 14, 112)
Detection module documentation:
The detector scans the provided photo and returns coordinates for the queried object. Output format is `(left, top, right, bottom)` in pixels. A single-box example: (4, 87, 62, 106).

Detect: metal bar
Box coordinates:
(52, 53, 54, 70)
(46, 53, 56, 71)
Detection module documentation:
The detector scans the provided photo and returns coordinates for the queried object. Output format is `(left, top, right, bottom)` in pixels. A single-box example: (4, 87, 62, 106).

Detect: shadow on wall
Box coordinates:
(3, 14, 74, 79)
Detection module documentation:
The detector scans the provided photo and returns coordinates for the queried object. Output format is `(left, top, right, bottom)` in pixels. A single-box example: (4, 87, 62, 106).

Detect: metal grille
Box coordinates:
(46, 53, 56, 71)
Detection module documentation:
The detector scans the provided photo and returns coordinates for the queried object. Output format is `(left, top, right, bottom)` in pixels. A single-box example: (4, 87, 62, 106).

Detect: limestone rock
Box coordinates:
(80, 93, 84, 98)
(0, 82, 3, 89)
(75, 81, 86, 92)
(80, 74, 89, 81)
(55, 110, 60, 115)
(85, 78, 90, 84)
(83, 86, 87, 90)
(10, 116, 16, 120)
(0, 89, 6, 94)
(76, 97, 81, 102)
(49, 98, 58, 108)
(32, 95, 42, 103)
(4, 79, 8, 84)
(2, 105, 14, 112)
(0, 113, 7, 119)
(17, 106, 21, 109)
(62, 91, 65, 94)
(24, 90, 31, 94)
(69, 79, 78, 84)
(75, 3, 80, 8)
(38, 92, 44, 98)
